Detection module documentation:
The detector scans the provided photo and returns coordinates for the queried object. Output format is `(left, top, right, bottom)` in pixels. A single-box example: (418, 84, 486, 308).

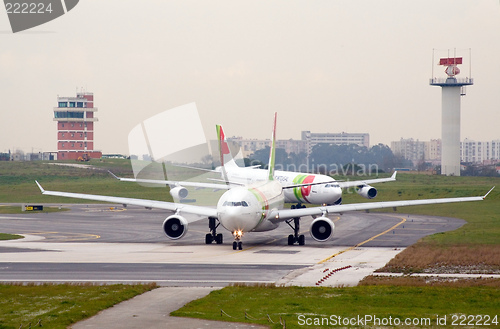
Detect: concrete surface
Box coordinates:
(70, 287, 267, 329)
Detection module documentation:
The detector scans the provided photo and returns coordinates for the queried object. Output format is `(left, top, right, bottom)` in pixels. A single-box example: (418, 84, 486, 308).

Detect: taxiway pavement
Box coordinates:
(0, 203, 465, 287)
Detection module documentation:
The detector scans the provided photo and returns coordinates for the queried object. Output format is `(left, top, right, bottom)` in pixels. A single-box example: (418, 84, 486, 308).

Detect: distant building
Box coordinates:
(391, 138, 441, 167)
(54, 91, 102, 160)
(301, 131, 369, 154)
(461, 139, 500, 164)
(226, 137, 308, 158)
(425, 139, 442, 164)
(222, 131, 369, 158)
(391, 138, 426, 166)
(391, 137, 500, 167)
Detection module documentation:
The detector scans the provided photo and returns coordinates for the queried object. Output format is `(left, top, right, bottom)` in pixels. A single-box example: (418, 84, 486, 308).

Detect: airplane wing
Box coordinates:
(337, 171, 397, 189)
(270, 186, 494, 223)
(108, 171, 231, 190)
(173, 164, 218, 173)
(35, 181, 218, 220)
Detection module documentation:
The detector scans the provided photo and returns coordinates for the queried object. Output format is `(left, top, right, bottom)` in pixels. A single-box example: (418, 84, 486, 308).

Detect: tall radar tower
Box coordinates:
(430, 49, 473, 176)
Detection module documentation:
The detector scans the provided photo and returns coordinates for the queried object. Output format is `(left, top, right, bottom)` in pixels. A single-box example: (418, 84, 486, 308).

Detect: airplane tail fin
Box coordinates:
(216, 124, 232, 184)
(216, 125, 239, 169)
(266, 112, 277, 181)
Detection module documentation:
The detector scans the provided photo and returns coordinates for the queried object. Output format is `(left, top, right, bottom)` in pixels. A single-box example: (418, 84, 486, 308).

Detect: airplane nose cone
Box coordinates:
(322, 187, 343, 205)
(218, 206, 260, 232)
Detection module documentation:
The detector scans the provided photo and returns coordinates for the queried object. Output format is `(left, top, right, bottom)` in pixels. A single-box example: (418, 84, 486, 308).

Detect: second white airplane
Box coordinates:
(213, 124, 396, 207)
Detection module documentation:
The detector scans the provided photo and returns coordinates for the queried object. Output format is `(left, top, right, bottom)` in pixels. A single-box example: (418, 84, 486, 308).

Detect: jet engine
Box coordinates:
(162, 215, 188, 239)
(356, 185, 377, 199)
(309, 217, 335, 242)
(169, 186, 188, 200)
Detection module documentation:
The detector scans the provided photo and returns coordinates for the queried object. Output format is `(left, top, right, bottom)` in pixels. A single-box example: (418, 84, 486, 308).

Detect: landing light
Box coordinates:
(233, 230, 243, 238)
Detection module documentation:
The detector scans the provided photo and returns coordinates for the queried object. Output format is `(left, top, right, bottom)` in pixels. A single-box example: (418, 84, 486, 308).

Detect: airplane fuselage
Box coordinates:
(223, 167, 342, 205)
(217, 180, 284, 235)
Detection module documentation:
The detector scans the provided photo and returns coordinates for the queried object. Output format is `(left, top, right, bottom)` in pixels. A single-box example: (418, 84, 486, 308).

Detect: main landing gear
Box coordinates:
(286, 204, 306, 246)
(205, 217, 223, 245)
(286, 217, 305, 246)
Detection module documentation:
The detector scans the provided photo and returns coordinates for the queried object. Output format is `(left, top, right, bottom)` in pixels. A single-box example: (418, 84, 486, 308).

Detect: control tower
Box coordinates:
(430, 50, 473, 176)
(54, 91, 102, 160)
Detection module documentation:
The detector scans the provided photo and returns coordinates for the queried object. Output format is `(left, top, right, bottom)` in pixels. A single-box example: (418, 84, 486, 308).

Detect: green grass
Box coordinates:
(0, 233, 23, 240)
(0, 159, 174, 204)
(173, 285, 500, 329)
(0, 283, 157, 329)
(337, 173, 500, 246)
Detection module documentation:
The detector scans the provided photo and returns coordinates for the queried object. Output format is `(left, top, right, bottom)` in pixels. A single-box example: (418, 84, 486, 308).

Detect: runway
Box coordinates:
(0, 203, 465, 287)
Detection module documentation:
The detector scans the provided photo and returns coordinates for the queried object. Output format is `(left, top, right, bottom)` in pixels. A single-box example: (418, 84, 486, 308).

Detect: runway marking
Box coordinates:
(318, 216, 406, 264)
(85, 207, 127, 212)
(393, 228, 435, 231)
(19, 231, 101, 241)
(389, 233, 431, 236)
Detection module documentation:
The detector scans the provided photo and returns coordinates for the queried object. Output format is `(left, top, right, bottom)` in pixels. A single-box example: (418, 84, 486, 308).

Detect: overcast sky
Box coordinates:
(1, 0, 500, 155)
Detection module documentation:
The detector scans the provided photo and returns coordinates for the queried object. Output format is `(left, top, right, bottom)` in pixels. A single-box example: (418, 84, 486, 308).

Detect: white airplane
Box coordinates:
(111, 124, 397, 207)
(36, 113, 494, 250)
(213, 124, 397, 207)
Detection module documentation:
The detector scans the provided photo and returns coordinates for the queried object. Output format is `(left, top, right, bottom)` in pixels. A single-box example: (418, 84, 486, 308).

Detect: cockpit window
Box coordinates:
(223, 201, 249, 207)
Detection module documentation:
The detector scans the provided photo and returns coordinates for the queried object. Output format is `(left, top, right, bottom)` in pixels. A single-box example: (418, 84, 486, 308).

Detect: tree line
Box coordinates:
(248, 143, 412, 175)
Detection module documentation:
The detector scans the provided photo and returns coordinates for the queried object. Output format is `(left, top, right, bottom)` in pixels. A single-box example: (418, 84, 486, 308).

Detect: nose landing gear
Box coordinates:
(232, 230, 243, 250)
(232, 241, 242, 250)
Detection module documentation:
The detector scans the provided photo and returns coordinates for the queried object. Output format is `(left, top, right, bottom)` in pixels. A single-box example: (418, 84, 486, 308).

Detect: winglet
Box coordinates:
(483, 186, 495, 199)
(391, 171, 397, 180)
(35, 180, 45, 193)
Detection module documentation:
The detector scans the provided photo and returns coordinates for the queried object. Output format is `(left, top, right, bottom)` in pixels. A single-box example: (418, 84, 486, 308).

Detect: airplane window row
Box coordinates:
(223, 201, 249, 207)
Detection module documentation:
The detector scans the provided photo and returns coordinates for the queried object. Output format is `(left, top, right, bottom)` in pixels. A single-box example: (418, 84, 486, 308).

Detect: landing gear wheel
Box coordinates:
(292, 203, 306, 210)
(298, 234, 305, 246)
(238, 241, 243, 250)
(233, 241, 237, 250)
(286, 217, 305, 246)
(206, 217, 221, 245)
